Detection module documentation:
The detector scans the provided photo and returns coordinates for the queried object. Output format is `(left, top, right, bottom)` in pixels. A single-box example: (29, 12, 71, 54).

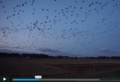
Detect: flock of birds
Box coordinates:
(0, 0, 120, 56)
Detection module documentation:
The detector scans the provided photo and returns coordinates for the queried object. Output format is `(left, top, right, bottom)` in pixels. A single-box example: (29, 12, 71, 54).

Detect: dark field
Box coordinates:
(0, 58, 120, 78)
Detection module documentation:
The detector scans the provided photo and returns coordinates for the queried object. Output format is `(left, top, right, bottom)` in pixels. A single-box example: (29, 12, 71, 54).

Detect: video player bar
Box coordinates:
(13, 78, 100, 82)
(1, 76, 120, 82)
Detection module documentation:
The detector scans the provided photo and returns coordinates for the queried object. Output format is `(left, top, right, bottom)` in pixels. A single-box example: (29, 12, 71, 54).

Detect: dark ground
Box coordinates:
(0, 58, 120, 78)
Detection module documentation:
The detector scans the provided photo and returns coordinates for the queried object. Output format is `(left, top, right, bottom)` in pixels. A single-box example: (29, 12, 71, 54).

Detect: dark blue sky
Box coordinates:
(0, 0, 120, 57)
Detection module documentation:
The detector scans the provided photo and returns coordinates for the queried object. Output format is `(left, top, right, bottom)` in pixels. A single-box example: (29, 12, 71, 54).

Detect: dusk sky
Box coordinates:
(0, 0, 120, 57)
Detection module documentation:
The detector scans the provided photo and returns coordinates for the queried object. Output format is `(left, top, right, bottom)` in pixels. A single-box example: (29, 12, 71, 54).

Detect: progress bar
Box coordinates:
(13, 78, 39, 81)
(13, 78, 100, 81)
(12, 78, 120, 82)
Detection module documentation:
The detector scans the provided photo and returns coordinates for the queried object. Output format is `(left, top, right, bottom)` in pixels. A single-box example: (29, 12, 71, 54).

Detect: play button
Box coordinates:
(0, 76, 10, 82)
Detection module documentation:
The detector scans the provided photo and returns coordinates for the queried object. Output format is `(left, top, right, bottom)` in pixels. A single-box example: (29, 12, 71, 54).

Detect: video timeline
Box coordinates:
(1, 75, 120, 82)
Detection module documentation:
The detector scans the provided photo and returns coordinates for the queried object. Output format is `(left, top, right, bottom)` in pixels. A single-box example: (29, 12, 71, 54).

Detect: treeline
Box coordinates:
(0, 52, 54, 58)
(0, 52, 120, 59)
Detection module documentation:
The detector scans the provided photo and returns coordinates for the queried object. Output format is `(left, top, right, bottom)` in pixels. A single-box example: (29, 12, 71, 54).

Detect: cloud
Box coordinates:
(36, 47, 75, 56)
(0, 48, 22, 54)
(0, 48, 38, 54)
(0, 47, 65, 56)
(39, 47, 59, 53)
(98, 48, 117, 54)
